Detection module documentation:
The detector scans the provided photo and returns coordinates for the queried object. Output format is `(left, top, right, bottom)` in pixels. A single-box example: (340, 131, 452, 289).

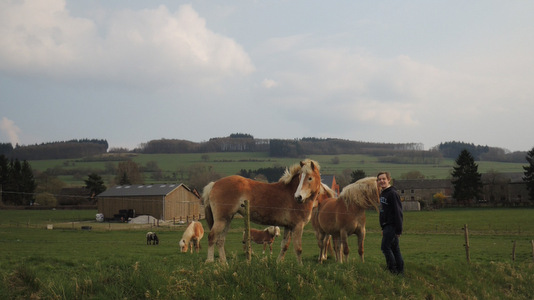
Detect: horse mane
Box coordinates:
(321, 182, 336, 198)
(339, 177, 380, 210)
(265, 226, 280, 236)
(279, 159, 320, 184)
(180, 221, 198, 245)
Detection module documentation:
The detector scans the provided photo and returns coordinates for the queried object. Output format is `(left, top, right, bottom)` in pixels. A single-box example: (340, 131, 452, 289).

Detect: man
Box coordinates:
(377, 171, 404, 275)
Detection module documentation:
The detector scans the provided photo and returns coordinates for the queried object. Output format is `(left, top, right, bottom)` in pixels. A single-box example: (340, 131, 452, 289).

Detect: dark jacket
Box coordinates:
(379, 186, 403, 235)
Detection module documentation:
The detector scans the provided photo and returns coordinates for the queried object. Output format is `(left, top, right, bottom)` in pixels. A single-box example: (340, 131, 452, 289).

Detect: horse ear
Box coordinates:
(300, 161, 305, 167)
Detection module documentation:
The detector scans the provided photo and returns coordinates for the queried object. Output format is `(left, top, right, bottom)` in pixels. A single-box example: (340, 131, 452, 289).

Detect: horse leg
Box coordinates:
(316, 231, 327, 263)
(333, 237, 342, 262)
(262, 242, 266, 254)
(277, 227, 292, 262)
(291, 224, 305, 264)
(341, 231, 350, 263)
(357, 226, 366, 263)
(215, 221, 232, 263)
(207, 220, 228, 263)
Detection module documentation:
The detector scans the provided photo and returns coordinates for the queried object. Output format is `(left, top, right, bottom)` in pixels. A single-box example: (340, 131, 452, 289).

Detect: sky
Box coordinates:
(1, 0, 533, 152)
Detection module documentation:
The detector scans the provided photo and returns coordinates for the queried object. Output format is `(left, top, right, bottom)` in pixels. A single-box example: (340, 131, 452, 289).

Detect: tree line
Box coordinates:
(0, 154, 36, 205)
(0, 136, 527, 163)
(0, 139, 108, 160)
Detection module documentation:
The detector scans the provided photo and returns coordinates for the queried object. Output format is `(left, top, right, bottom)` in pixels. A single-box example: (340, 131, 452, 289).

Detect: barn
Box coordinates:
(96, 183, 202, 222)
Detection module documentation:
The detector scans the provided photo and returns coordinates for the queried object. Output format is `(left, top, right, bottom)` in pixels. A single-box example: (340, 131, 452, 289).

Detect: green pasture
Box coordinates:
(28, 152, 526, 186)
(1, 208, 533, 299)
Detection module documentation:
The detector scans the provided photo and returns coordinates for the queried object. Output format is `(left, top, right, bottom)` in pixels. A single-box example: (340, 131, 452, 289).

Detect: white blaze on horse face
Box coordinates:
(294, 172, 312, 203)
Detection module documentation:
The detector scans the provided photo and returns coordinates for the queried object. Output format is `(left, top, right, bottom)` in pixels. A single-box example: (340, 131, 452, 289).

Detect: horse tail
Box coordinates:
(202, 182, 215, 230)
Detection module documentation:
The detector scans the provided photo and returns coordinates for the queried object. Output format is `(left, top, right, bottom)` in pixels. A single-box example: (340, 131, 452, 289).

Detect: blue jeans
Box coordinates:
(381, 225, 404, 274)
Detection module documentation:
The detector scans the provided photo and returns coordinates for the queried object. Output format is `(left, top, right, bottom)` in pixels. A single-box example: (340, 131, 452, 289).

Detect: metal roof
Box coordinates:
(321, 175, 335, 186)
(97, 183, 188, 197)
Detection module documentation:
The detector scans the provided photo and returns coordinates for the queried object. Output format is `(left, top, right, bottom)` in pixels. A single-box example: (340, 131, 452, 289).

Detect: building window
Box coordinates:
(401, 190, 405, 194)
(411, 189, 415, 194)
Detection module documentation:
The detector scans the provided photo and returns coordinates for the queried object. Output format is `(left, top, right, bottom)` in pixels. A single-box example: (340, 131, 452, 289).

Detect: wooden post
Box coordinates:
(463, 224, 470, 263)
(512, 240, 516, 261)
(244, 199, 251, 261)
(531, 240, 534, 262)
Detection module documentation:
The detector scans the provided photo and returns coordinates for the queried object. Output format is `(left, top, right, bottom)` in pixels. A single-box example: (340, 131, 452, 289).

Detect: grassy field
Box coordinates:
(1, 208, 533, 299)
(28, 152, 527, 186)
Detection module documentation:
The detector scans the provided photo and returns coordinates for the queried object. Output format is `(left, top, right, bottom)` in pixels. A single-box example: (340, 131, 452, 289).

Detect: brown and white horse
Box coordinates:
(179, 221, 204, 253)
(243, 226, 281, 255)
(314, 177, 380, 263)
(202, 159, 323, 263)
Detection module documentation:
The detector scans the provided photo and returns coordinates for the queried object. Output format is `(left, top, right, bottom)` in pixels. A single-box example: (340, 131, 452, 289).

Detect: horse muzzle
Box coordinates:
(295, 195, 304, 203)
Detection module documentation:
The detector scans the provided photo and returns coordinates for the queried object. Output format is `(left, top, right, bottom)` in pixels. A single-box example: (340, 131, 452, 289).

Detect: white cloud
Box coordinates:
(0, 1, 254, 88)
(0, 117, 21, 146)
(261, 78, 277, 89)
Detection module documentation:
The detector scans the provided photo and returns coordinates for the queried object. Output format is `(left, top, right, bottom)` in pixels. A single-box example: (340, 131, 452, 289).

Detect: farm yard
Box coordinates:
(1, 208, 533, 299)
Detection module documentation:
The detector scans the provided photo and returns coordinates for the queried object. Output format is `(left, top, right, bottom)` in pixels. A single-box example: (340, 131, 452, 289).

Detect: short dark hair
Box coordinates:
(376, 171, 391, 180)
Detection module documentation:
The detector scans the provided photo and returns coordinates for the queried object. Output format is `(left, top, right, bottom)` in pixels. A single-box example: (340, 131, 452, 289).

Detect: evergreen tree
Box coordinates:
(20, 160, 36, 205)
(0, 155, 8, 203)
(5, 159, 23, 205)
(85, 173, 107, 198)
(451, 149, 482, 204)
(522, 147, 534, 201)
(350, 169, 366, 183)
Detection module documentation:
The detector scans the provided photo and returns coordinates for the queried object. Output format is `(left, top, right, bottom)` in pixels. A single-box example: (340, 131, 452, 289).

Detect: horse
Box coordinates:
(202, 159, 323, 263)
(313, 177, 380, 263)
(311, 183, 337, 261)
(243, 226, 281, 255)
(179, 220, 205, 253)
(146, 232, 159, 245)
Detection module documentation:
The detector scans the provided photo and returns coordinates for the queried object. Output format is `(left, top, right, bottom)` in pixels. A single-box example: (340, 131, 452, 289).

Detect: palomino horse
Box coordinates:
(202, 159, 323, 263)
(314, 177, 380, 263)
(179, 220, 205, 253)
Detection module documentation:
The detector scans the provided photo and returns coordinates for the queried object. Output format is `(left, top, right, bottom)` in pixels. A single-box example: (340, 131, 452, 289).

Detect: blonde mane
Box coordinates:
(279, 159, 320, 184)
(339, 177, 380, 210)
(266, 226, 281, 236)
(321, 182, 336, 198)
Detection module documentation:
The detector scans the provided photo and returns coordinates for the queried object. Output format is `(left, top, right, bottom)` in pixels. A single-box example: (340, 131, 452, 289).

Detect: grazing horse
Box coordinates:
(203, 159, 323, 263)
(179, 221, 205, 253)
(314, 177, 380, 263)
(146, 232, 159, 245)
(243, 226, 281, 255)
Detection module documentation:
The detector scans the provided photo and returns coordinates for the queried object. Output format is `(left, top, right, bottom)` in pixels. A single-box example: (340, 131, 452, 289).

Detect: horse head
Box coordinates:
(179, 239, 187, 252)
(294, 159, 322, 204)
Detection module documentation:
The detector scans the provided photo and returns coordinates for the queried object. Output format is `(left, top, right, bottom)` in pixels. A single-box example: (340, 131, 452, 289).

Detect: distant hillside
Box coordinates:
(1, 135, 527, 163)
(0, 139, 108, 160)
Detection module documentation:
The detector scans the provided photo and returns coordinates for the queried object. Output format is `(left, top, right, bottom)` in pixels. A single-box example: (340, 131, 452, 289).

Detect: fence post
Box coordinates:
(244, 199, 251, 262)
(463, 224, 470, 263)
(531, 240, 534, 262)
(512, 240, 516, 261)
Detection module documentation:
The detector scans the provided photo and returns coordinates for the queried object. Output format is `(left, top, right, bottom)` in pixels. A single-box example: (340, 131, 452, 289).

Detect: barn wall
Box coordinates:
(97, 196, 163, 220)
(164, 186, 202, 221)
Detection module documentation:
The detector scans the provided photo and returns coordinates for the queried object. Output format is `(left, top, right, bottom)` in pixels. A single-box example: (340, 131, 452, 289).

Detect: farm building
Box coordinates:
(97, 183, 202, 222)
(321, 175, 340, 196)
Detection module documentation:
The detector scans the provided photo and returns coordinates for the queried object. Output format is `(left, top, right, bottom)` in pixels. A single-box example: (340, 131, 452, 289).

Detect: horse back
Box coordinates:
(317, 198, 362, 234)
(193, 221, 204, 240)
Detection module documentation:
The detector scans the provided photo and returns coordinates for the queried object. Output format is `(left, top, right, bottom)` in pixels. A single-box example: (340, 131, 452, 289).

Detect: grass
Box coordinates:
(28, 152, 527, 186)
(0, 208, 533, 299)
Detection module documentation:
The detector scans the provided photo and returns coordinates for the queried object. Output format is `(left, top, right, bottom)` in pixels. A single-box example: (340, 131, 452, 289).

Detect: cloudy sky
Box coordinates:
(1, 0, 533, 152)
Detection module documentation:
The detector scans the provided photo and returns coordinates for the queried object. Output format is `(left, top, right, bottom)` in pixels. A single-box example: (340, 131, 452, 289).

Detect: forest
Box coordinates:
(0, 134, 527, 163)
